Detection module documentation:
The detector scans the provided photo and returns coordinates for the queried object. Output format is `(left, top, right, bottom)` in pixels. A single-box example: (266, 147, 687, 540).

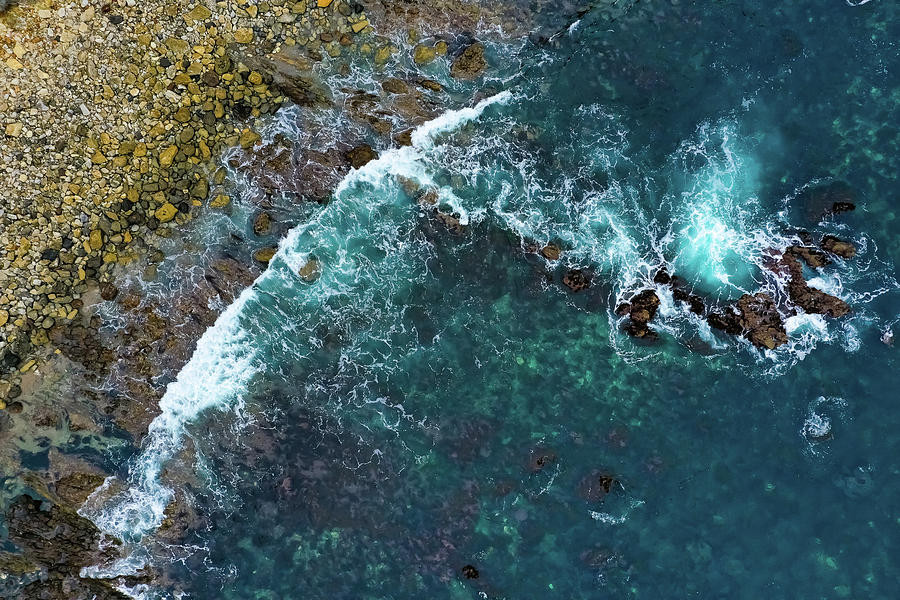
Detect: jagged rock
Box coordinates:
(786, 245, 831, 268)
(736, 293, 788, 350)
(789, 280, 850, 317)
(653, 268, 671, 284)
(381, 78, 410, 94)
(450, 42, 487, 79)
(821, 235, 856, 258)
(434, 210, 465, 234)
(206, 256, 257, 301)
(1, 494, 132, 599)
(242, 47, 332, 107)
(671, 287, 704, 314)
(618, 289, 660, 337)
(54, 472, 107, 506)
(707, 310, 742, 336)
(627, 289, 660, 324)
(461, 564, 480, 579)
(781, 254, 850, 317)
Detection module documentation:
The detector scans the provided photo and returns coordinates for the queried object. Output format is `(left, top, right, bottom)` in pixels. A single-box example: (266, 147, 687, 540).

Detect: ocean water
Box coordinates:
(83, 1, 900, 598)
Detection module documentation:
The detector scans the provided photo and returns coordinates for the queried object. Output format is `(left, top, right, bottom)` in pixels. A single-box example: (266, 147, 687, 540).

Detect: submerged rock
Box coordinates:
(527, 447, 557, 472)
(797, 181, 858, 221)
(618, 289, 660, 338)
(577, 470, 622, 502)
(562, 269, 590, 292)
(736, 293, 788, 350)
(461, 564, 480, 579)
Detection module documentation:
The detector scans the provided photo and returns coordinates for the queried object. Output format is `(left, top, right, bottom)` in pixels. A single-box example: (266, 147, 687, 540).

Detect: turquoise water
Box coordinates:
(88, 1, 900, 598)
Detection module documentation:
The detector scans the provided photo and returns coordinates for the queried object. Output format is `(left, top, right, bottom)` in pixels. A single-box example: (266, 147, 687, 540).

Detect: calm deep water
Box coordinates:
(85, 1, 900, 598)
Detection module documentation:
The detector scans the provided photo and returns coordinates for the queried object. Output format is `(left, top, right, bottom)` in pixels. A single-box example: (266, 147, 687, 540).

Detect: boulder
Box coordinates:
(821, 235, 856, 259)
(298, 258, 322, 283)
(99, 282, 120, 301)
(450, 42, 487, 79)
(540, 243, 561, 261)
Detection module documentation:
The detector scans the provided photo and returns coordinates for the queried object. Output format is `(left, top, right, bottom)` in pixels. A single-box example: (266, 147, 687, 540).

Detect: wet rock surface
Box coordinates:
(450, 42, 487, 79)
(617, 289, 660, 338)
(562, 269, 591, 292)
(735, 293, 789, 350)
(0, 493, 134, 599)
(821, 235, 857, 259)
(781, 253, 851, 318)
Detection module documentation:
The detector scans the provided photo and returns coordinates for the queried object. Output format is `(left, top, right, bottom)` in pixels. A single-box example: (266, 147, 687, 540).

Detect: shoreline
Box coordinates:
(0, 0, 558, 596)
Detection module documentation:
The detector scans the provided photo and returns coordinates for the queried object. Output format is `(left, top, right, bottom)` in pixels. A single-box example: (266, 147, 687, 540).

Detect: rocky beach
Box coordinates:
(0, 0, 575, 595)
(1, 0, 899, 598)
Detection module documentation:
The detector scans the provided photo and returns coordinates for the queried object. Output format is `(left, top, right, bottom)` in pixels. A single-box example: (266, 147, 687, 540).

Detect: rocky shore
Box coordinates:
(0, 0, 580, 595)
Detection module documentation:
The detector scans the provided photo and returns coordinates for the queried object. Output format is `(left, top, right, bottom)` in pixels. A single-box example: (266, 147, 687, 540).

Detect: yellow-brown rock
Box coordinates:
(234, 28, 254, 44)
(154, 202, 179, 223)
(159, 145, 178, 167)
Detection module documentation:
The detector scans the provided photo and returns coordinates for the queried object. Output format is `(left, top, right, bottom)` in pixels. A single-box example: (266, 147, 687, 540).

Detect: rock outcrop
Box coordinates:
(736, 293, 789, 350)
(450, 42, 487, 79)
(616, 289, 660, 338)
(821, 235, 856, 259)
(0, 492, 135, 599)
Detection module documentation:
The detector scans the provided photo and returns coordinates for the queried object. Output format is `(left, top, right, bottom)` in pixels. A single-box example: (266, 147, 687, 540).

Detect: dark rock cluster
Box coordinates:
(0, 491, 139, 600)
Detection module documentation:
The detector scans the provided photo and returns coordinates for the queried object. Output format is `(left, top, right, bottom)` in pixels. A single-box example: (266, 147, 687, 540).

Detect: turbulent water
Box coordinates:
(83, 1, 900, 598)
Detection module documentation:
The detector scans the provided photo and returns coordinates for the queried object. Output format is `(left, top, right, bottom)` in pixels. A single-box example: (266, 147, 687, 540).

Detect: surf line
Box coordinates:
(82, 91, 515, 545)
